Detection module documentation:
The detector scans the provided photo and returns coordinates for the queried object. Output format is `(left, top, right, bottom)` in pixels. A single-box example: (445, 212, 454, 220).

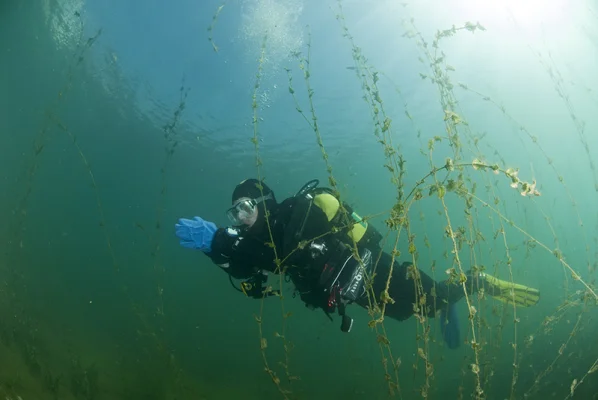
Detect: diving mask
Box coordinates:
(226, 193, 273, 226)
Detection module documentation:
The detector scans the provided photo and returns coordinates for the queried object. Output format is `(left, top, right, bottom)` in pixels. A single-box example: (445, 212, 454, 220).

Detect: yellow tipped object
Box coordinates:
(479, 273, 541, 307)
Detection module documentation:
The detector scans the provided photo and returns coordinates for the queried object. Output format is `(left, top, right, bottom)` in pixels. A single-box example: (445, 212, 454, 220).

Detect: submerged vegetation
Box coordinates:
(1, 0, 597, 399)
(206, 1, 598, 399)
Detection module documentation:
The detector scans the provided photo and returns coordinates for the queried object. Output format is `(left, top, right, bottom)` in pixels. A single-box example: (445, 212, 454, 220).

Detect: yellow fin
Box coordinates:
(481, 273, 540, 307)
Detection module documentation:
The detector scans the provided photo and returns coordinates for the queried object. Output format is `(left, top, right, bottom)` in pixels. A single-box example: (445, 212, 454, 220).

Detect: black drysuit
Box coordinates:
(206, 191, 467, 324)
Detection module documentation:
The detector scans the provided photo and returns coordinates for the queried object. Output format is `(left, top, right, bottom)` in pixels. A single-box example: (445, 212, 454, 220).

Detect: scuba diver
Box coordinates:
(175, 179, 540, 348)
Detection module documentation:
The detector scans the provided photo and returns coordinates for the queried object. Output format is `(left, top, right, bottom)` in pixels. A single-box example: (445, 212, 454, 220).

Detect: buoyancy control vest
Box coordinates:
(283, 180, 383, 332)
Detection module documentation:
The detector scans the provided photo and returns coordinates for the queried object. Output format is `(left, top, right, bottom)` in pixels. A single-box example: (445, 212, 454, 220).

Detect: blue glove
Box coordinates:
(175, 216, 217, 252)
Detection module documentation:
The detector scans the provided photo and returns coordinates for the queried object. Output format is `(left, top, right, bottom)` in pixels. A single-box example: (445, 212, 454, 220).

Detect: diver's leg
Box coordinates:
(357, 252, 468, 321)
(356, 252, 423, 320)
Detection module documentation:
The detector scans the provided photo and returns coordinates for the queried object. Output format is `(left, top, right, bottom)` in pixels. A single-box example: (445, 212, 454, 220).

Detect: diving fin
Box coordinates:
(439, 302, 461, 349)
(480, 273, 540, 307)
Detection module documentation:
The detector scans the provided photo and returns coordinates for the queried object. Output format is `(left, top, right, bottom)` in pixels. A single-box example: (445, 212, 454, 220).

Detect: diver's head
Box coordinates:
(226, 179, 277, 229)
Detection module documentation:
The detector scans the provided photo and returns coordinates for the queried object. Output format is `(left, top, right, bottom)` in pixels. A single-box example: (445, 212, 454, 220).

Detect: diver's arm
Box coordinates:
(174, 217, 255, 279)
(206, 227, 256, 279)
(208, 227, 281, 299)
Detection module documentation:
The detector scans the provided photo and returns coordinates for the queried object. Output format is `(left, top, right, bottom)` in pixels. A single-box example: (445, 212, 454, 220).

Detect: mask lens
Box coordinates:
(227, 199, 256, 225)
(237, 201, 254, 215)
